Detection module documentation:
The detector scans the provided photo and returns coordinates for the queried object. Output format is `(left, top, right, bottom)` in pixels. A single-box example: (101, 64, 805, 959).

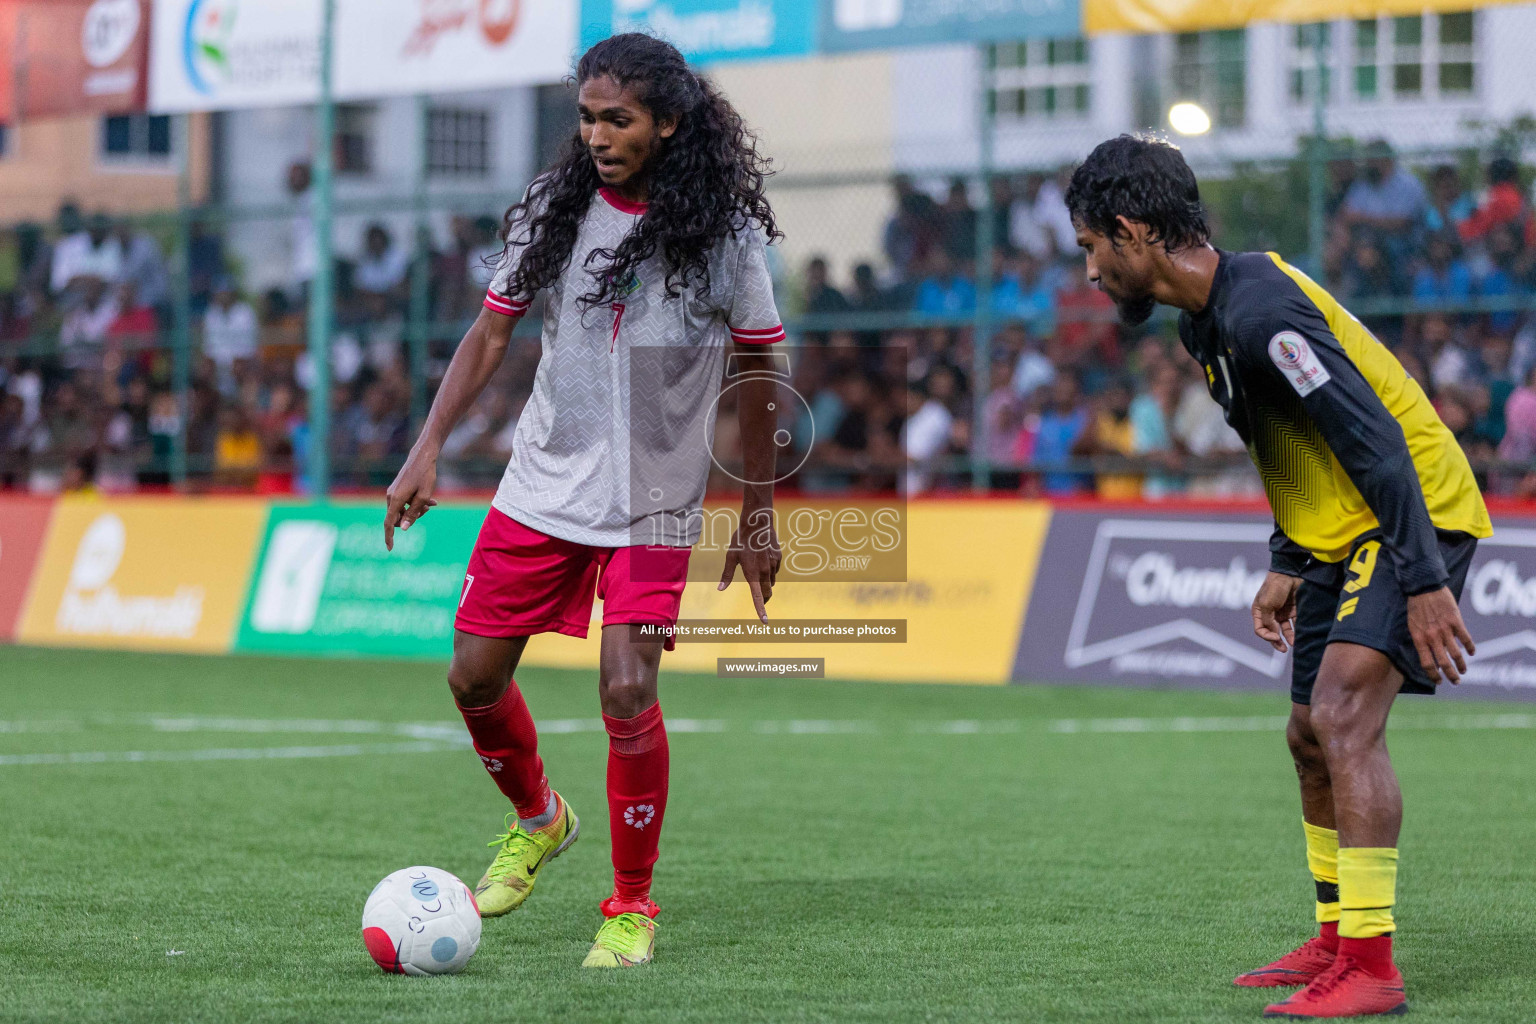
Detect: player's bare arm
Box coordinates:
(384, 307, 519, 549)
(718, 344, 782, 622)
(1252, 571, 1301, 653)
(1406, 586, 1476, 684)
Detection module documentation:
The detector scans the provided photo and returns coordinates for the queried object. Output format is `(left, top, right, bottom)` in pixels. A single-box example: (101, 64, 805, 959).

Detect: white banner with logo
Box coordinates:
(149, 0, 576, 113)
(336, 0, 575, 99)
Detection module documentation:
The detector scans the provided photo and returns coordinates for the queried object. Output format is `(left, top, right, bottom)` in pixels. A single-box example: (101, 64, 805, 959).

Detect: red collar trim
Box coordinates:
(599, 187, 649, 215)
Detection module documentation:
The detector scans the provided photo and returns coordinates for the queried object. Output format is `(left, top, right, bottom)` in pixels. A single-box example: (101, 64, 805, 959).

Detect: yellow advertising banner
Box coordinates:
(18, 496, 267, 653)
(1085, 0, 1523, 34)
(521, 500, 1052, 685)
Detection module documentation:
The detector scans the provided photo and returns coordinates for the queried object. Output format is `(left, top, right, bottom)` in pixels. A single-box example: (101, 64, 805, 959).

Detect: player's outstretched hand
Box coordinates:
(384, 447, 439, 552)
(1252, 571, 1301, 653)
(1407, 586, 1475, 684)
(718, 505, 781, 623)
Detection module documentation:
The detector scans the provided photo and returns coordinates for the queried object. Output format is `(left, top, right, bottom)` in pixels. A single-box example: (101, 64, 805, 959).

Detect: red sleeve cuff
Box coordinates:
(484, 290, 530, 317)
(730, 324, 785, 345)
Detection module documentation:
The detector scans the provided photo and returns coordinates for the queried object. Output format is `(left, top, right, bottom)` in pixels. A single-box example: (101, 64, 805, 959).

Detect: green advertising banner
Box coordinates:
(235, 502, 484, 658)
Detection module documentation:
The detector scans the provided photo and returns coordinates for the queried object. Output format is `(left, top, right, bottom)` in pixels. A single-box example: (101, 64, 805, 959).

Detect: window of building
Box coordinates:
(427, 107, 491, 177)
(535, 83, 578, 169)
(1170, 30, 1246, 128)
(101, 114, 172, 161)
(1290, 13, 1476, 106)
(1288, 23, 1333, 106)
(1352, 12, 1474, 102)
(986, 37, 1092, 122)
(335, 104, 376, 176)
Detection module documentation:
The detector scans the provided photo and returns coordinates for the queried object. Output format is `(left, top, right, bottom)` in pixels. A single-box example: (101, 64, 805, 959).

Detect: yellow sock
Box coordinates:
(1338, 847, 1398, 938)
(1303, 821, 1340, 925)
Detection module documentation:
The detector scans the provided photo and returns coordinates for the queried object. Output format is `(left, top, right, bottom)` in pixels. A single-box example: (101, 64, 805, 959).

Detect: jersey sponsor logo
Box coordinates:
(1269, 331, 1331, 397)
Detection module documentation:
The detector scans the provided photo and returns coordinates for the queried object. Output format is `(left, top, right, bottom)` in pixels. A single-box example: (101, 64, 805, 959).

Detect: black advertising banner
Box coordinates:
(1013, 508, 1536, 702)
(1458, 519, 1536, 696)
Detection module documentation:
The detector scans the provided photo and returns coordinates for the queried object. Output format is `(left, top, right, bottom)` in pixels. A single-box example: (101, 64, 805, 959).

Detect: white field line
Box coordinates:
(1, 714, 1533, 769)
(0, 720, 82, 734)
(0, 741, 462, 767)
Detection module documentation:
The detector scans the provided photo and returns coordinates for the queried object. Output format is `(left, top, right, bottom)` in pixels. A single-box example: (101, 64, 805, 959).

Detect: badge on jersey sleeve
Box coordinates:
(1268, 331, 1332, 397)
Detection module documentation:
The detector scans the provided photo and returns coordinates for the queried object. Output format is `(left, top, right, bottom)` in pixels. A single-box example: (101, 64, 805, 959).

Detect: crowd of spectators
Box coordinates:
(6, 148, 1536, 500)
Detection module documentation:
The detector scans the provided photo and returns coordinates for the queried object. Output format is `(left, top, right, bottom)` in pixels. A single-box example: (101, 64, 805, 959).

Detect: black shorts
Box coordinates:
(1290, 530, 1478, 705)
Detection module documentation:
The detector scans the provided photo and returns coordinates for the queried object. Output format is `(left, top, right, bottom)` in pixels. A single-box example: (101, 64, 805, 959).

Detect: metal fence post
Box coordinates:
(971, 42, 996, 492)
(409, 94, 431, 432)
(306, 0, 338, 499)
(170, 113, 193, 487)
(1307, 23, 1328, 278)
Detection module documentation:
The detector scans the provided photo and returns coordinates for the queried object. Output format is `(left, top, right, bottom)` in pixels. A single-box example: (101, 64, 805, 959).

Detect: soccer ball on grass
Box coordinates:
(361, 866, 481, 975)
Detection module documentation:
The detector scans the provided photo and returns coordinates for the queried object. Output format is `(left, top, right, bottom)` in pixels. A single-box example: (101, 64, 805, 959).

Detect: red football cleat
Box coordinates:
(1262, 957, 1408, 1018)
(1234, 935, 1337, 988)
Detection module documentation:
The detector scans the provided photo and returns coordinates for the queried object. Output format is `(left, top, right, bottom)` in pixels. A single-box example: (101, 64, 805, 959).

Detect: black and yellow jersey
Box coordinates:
(1178, 250, 1491, 594)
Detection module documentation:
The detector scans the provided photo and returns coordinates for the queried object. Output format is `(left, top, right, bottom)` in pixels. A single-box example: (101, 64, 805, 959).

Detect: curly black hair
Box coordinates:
(498, 33, 780, 312)
(1064, 133, 1210, 251)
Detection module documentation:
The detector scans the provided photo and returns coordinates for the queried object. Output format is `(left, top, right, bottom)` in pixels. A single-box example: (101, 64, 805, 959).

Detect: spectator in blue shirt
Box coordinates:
(1341, 140, 1426, 262)
(1411, 233, 1473, 304)
(1421, 164, 1475, 239)
(913, 252, 976, 316)
(1032, 373, 1090, 495)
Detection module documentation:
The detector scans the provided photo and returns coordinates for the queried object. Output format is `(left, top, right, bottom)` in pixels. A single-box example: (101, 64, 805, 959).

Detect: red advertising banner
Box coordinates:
(0, 0, 147, 123)
(0, 495, 54, 641)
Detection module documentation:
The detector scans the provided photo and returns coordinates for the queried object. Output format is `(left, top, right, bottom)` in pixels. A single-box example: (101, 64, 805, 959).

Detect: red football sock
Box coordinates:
(456, 682, 549, 820)
(603, 701, 668, 915)
(1339, 935, 1396, 978)
(1318, 920, 1339, 954)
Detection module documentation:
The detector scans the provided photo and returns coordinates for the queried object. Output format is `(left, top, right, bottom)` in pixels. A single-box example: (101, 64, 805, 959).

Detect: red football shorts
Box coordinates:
(454, 508, 691, 650)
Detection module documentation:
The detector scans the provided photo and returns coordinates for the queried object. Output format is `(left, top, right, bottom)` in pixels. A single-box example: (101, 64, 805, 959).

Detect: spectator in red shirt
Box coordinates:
(1459, 157, 1534, 246)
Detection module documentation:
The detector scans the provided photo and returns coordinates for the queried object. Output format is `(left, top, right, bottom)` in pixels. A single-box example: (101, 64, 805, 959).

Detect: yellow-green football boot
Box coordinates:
(581, 910, 658, 968)
(474, 791, 579, 917)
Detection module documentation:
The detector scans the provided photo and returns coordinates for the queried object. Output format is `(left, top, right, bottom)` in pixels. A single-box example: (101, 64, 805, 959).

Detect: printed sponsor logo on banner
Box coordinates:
(180, 0, 318, 97)
(403, 0, 520, 56)
(249, 520, 339, 634)
(1459, 528, 1536, 691)
(83, 0, 143, 67)
(55, 514, 205, 639)
(1063, 519, 1286, 680)
(615, 0, 775, 52)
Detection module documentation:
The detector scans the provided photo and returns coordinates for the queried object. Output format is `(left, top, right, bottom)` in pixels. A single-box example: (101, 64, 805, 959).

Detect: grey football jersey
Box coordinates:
(484, 187, 783, 548)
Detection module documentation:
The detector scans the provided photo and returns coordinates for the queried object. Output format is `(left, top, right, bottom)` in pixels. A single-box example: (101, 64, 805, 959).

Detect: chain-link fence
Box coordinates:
(5, 19, 1536, 502)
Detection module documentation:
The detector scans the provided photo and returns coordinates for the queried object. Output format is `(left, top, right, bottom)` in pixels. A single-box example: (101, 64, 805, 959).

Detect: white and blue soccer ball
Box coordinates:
(362, 866, 481, 976)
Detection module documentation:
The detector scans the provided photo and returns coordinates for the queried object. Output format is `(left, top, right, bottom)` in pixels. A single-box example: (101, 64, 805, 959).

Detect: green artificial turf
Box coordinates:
(1, 645, 1533, 1023)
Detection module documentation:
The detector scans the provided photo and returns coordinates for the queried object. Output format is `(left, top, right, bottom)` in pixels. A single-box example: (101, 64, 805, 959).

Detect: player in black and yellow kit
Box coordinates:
(1065, 135, 1491, 1019)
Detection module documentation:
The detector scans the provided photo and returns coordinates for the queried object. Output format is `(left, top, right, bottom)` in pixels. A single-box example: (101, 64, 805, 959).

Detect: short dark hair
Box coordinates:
(1064, 134, 1210, 251)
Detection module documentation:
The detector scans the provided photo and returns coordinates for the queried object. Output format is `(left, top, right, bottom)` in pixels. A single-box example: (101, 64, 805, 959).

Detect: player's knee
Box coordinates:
(1286, 713, 1326, 774)
(1309, 690, 1380, 759)
(446, 657, 507, 708)
(599, 672, 656, 719)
